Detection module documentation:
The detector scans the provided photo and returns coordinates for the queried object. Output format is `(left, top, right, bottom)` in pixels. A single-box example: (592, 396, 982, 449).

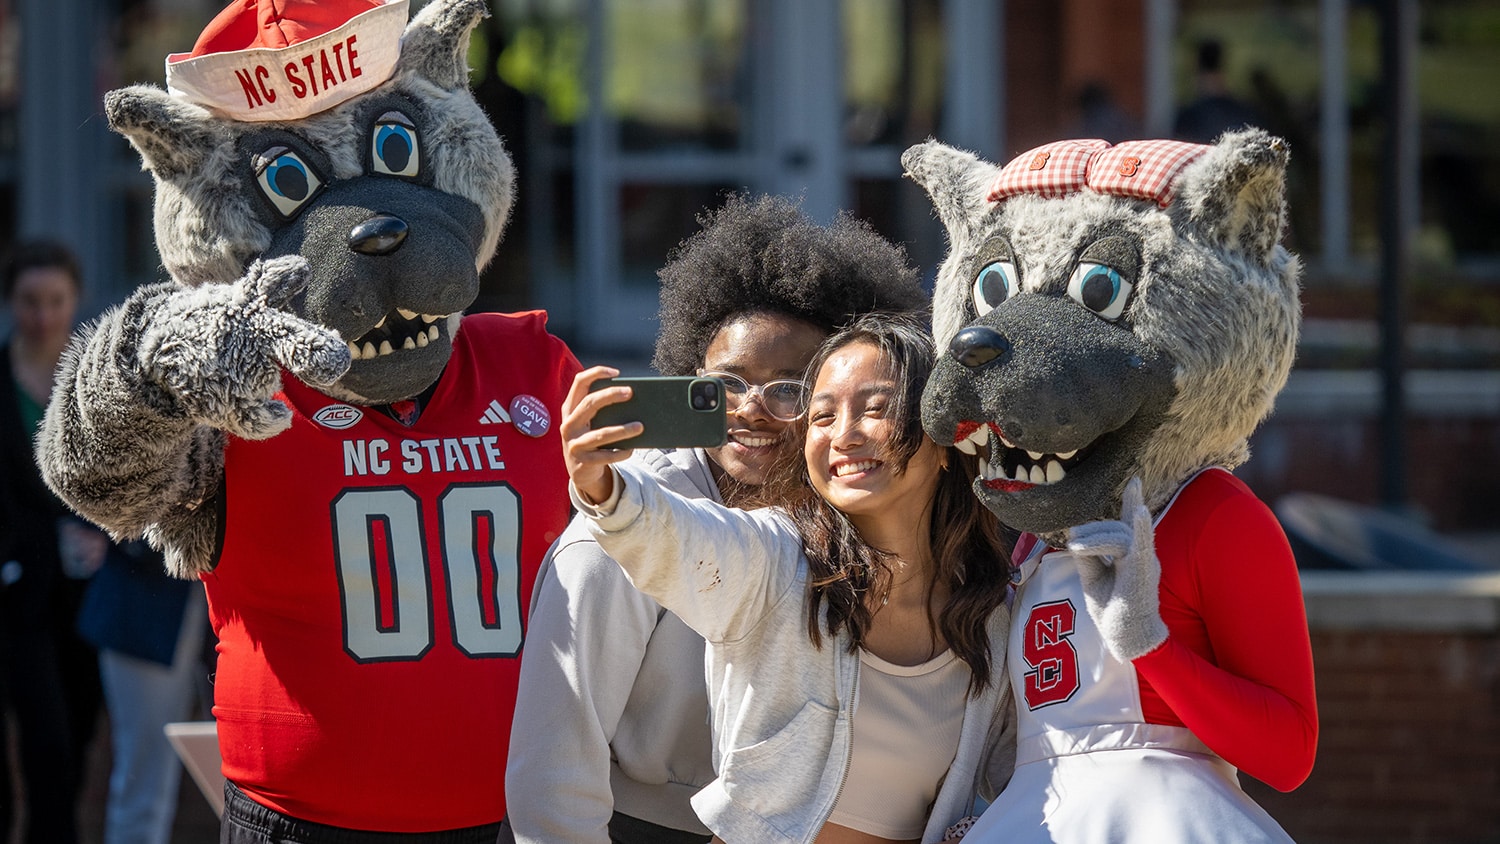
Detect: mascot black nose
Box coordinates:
(348, 214, 409, 255)
(949, 326, 1009, 369)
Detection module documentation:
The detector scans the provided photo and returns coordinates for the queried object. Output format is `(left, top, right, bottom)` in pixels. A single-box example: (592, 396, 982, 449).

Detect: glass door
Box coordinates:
(517, 0, 1003, 356)
(563, 0, 841, 350)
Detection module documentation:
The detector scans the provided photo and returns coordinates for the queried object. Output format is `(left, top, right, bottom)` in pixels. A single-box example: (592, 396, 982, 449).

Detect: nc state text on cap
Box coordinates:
(234, 35, 364, 111)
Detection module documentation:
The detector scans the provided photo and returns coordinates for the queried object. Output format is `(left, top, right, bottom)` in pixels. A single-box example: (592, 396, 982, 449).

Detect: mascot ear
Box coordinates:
(398, 0, 490, 91)
(1171, 128, 1290, 265)
(105, 85, 218, 180)
(902, 140, 1002, 244)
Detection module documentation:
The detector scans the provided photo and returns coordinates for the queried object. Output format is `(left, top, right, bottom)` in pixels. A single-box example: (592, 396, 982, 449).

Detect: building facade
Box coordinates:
(2, 0, 1497, 358)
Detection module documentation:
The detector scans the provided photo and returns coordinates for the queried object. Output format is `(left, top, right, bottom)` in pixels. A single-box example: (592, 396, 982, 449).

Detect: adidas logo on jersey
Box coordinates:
(478, 399, 510, 425)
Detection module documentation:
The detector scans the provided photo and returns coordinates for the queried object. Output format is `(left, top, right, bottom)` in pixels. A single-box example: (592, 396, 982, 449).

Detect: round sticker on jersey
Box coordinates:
(509, 394, 551, 437)
(313, 404, 364, 429)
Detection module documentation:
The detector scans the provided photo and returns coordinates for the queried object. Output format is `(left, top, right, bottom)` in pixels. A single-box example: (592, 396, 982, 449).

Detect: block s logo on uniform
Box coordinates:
(1021, 599, 1080, 709)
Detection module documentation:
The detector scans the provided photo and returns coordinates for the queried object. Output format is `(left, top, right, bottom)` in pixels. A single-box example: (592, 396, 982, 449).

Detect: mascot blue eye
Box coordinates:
(971, 260, 1019, 317)
(270, 161, 307, 199)
(372, 112, 421, 178)
(254, 147, 324, 218)
(1067, 262, 1133, 321)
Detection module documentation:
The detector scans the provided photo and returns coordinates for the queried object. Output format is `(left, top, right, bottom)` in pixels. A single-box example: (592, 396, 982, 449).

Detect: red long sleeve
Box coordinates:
(1132, 469, 1319, 791)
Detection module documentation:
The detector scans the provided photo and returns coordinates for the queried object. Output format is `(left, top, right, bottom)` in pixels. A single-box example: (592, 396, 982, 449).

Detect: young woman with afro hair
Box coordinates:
(507, 194, 930, 844)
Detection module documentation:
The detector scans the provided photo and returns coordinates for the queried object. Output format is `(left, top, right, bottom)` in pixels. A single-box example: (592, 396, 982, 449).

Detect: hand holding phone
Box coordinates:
(560, 366, 637, 506)
(587, 375, 727, 450)
(561, 369, 727, 507)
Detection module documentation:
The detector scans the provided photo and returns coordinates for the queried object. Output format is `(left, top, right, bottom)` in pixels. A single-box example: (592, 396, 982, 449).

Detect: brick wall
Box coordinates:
(1240, 370, 1500, 533)
(1243, 573, 1500, 844)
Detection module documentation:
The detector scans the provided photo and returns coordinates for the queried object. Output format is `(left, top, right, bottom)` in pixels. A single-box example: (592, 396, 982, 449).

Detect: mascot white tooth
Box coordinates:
(907, 131, 1317, 842)
(38, 0, 581, 837)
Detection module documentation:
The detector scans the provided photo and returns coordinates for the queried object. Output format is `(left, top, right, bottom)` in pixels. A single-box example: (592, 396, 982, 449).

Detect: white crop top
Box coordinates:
(824, 648, 971, 840)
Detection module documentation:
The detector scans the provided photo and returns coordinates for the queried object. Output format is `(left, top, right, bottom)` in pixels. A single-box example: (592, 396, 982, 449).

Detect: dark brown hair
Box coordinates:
(3, 239, 82, 300)
(751, 313, 1014, 694)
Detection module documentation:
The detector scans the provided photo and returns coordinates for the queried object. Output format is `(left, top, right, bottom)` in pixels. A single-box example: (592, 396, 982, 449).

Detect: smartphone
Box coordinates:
(588, 375, 728, 449)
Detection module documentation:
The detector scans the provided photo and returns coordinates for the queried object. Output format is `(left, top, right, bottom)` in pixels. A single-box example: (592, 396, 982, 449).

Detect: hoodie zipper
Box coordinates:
(970, 683, 1005, 813)
(812, 650, 860, 843)
(968, 605, 1017, 816)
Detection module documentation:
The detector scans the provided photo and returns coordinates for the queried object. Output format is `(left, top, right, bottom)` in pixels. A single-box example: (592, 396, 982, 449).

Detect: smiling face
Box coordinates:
(702, 313, 827, 489)
(806, 340, 946, 538)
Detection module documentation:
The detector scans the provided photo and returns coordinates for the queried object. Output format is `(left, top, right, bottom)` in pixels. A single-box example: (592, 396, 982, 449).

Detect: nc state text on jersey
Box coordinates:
(234, 36, 364, 110)
(342, 436, 506, 477)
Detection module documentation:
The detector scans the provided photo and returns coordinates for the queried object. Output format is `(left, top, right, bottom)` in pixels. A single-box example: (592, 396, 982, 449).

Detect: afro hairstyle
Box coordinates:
(652, 193, 929, 376)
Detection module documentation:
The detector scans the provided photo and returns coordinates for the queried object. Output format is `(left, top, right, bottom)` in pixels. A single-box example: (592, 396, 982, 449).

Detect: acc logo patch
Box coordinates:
(312, 404, 364, 429)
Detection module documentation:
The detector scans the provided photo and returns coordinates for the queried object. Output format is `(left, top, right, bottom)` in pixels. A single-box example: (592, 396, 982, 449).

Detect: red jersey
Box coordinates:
(207, 312, 580, 831)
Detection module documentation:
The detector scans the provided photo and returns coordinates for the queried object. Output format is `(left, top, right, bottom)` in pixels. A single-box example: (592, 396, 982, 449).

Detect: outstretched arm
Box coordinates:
(41, 283, 223, 554)
(37, 257, 349, 575)
(559, 366, 803, 642)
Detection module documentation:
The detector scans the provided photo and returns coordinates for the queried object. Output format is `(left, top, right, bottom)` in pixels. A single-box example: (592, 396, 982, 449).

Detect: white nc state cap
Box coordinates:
(165, 0, 408, 122)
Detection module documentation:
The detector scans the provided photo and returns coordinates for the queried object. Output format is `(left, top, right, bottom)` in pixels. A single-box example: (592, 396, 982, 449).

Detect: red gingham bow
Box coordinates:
(986, 138, 1209, 208)
(986, 139, 1110, 202)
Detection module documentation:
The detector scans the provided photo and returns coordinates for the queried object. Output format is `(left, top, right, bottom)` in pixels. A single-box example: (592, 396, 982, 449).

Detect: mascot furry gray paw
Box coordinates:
(908, 131, 1318, 841)
(39, 0, 580, 835)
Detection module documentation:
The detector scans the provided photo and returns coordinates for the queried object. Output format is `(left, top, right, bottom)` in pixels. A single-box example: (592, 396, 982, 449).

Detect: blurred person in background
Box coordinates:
(0, 238, 104, 844)
(76, 525, 211, 844)
(1173, 39, 1263, 144)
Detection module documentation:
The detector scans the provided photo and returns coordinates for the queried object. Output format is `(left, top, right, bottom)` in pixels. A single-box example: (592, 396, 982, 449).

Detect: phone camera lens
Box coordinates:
(691, 380, 719, 411)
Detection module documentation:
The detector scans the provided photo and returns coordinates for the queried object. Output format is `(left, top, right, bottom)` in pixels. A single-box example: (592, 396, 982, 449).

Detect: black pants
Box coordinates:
(609, 811, 712, 844)
(495, 812, 711, 844)
(221, 782, 504, 844)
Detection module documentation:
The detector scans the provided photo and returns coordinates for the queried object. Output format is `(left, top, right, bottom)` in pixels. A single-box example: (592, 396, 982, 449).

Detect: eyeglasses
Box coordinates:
(697, 370, 809, 421)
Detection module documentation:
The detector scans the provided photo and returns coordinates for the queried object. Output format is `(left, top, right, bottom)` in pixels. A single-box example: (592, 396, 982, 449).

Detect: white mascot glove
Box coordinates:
(1065, 477, 1169, 662)
(138, 255, 351, 440)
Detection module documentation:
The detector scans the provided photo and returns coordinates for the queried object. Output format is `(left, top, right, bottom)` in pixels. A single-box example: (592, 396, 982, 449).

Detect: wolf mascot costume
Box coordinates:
(39, 0, 580, 837)
(907, 131, 1318, 841)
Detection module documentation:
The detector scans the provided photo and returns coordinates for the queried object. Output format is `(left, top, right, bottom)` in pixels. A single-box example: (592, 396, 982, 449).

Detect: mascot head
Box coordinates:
(105, 0, 510, 405)
(906, 130, 1301, 540)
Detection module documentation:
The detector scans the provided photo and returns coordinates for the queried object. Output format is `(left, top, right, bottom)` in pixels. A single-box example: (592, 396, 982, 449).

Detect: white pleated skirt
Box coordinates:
(965, 739, 1294, 843)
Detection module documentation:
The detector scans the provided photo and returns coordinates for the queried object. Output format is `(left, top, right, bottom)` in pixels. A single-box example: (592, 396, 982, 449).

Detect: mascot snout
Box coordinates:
(924, 294, 1176, 534)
